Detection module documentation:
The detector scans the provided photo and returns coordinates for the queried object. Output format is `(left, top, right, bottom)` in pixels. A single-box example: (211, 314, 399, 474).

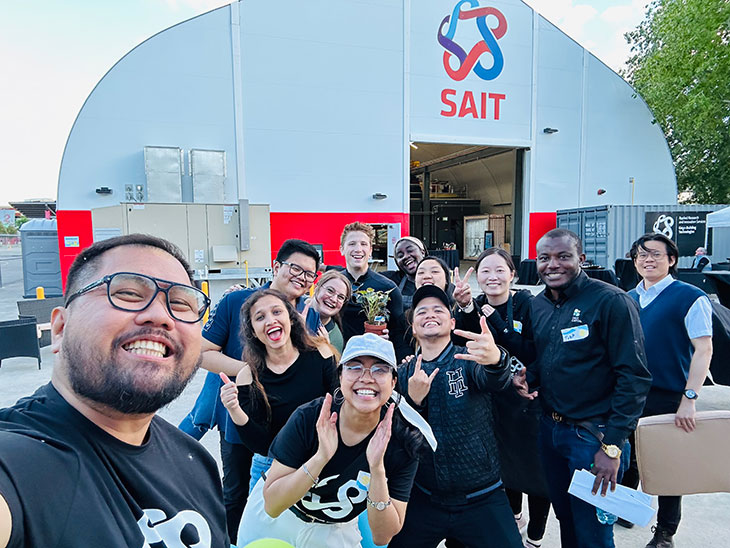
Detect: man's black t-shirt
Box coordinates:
(0, 383, 228, 548)
(268, 398, 418, 523)
(235, 349, 338, 455)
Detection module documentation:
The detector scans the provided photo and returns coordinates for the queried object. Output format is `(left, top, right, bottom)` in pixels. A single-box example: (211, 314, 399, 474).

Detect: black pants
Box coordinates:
(389, 486, 523, 548)
(621, 388, 683, 535)
(219, 436, 253, 543)
(506, 488, 551, 541)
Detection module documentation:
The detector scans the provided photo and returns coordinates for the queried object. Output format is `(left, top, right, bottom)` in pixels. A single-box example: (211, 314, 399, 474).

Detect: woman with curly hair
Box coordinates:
(219, 289, 338, 501)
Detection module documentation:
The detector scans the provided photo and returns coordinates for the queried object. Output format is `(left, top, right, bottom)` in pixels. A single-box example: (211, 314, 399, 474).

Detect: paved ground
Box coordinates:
(1, 247, 728, 547)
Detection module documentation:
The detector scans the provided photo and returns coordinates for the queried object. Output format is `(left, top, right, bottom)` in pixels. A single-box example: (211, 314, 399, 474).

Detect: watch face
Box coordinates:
(376, 501, 386, 511)
(604, 445, 620, 458)
(685, 389, 698, 400)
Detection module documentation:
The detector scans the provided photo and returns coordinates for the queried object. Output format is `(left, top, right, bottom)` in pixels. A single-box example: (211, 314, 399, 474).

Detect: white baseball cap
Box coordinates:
(339, 333, 397, 368)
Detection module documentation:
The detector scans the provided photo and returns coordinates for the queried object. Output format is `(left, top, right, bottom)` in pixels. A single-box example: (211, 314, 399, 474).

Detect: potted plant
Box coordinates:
(353, 287, 393, 335)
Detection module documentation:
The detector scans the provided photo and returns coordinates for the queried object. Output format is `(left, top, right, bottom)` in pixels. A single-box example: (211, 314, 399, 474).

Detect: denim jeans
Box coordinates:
(248, 453, 274, 494)
(538, 415, 630, 548)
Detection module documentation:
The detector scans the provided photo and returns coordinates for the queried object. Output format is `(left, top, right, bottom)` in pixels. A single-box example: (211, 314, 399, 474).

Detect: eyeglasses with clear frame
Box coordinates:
(342, 363, 394, 380)
(280, 261, 318, 282)
(636, 251, 667, 261)
(322, 284, 347, 304)
(64, 271, 211, 323)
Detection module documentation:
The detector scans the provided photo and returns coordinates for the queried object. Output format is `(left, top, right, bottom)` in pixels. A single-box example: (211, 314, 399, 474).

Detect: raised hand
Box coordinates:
(219, 372, 249, 425)
(317, 324, 331, 342)
(300, 298, 313, 322)
(512, 367, 538, 400)
(366, 403, 394, 471)
(408, 355, 439, 406)
(452, 266, 474, 308)
(315, 393, 339, 462)
(453, 315, 502, 365)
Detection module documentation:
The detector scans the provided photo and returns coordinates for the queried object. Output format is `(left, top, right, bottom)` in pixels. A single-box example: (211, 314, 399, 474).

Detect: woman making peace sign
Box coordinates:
(238, 334, 423, 547)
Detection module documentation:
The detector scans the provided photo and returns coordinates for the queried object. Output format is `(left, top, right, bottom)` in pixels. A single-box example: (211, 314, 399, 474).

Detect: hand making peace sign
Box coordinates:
(452, 315, 502, 366)
(452, 266, 474, 308)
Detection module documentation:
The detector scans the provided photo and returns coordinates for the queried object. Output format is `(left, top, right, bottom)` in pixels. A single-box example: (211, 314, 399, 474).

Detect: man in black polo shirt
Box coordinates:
(337, 222, 410, 360)
(515, 228, 651, 548)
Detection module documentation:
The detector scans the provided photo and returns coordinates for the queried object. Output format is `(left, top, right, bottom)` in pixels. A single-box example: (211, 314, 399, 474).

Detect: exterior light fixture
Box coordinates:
(543, 128, 559, 134)
(597, 188, 607, 195)
(372, 193, 388, 200)
(95, 187, 113, 195)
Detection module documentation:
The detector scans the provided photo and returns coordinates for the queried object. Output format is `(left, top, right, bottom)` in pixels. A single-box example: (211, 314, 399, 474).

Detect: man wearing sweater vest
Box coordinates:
(621, 233, 713, 548)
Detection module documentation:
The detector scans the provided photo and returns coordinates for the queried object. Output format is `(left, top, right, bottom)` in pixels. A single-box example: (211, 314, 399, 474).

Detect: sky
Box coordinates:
(0, 0, 649, 205)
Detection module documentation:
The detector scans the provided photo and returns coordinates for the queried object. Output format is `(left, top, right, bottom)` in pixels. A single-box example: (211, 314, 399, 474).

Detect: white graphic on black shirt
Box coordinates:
(138, 508, 212, 548)
(447, 368, 468, 398)
(300, 472, 369, 520)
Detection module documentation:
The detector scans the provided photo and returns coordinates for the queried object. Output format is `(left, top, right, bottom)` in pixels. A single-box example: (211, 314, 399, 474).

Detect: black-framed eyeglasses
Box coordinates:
(64, 272, 211, 323)
(280, 261, 318, 282)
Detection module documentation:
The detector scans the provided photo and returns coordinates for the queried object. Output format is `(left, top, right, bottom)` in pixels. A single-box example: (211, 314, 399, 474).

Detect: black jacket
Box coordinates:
(454, 289, 548, 498)
(334, 267, 410, 361)
(530, 272, 651, 446)
(397, 343, 511, 503)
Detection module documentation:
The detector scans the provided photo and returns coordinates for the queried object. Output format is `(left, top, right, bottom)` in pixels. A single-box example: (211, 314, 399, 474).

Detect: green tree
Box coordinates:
(623, 0, 730, 203)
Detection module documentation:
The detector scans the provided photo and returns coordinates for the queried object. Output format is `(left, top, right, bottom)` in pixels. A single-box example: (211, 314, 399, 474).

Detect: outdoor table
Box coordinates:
(517, 259, 540, 285)
(583, 267, 620, 287)
(614, 258, 640, 291)
(429, 249, 459, 270)
(705, 272, 730, 308)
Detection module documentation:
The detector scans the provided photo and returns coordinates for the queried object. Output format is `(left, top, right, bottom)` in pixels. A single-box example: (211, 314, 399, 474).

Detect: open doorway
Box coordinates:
(409, 143, 525, 262)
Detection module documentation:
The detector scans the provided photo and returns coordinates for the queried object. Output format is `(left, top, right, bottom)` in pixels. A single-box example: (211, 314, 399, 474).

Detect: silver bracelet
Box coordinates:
(301, 464, 319, 487)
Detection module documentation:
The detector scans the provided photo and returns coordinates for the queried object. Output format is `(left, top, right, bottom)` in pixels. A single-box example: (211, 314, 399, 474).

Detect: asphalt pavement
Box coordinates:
(0, 246, 728, 547)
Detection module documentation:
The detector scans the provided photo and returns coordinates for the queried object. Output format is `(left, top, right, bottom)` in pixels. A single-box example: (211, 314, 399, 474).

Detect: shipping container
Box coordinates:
(556, 205, 730, 270)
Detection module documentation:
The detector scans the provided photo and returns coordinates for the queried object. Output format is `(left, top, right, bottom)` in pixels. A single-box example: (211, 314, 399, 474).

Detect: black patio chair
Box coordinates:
(0, 317, 42, 369)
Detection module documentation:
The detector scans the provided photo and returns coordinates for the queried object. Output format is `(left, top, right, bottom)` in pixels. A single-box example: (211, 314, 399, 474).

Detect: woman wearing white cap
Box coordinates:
(237, 333, 426, 547)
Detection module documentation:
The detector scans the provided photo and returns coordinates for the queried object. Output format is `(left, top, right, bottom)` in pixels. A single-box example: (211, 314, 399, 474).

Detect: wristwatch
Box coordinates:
(601, 443, 622, 459)
(366, 495, 392, 511)
(683, 389, 698, 400)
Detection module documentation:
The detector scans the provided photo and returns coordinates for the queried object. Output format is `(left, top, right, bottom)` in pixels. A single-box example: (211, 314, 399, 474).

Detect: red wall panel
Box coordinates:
(527, 212, 557, 259)
(269, 212, 409, 266)
(56, 210, 94, 290)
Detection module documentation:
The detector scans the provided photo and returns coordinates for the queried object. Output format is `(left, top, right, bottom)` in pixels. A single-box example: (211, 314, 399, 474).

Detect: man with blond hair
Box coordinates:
(336, 222, 410, 360)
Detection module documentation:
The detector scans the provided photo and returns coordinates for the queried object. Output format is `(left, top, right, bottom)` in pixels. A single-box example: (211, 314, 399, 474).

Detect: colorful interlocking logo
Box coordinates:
(438, 0, 508, 81)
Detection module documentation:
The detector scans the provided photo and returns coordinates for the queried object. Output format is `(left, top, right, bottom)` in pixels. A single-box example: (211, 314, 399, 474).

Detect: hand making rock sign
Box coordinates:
(407, 355, 439, 406)
(453, 315, 503, 365)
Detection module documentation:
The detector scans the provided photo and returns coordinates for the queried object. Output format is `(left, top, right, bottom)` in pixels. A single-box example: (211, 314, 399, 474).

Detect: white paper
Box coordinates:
(568, 469, 656, 527)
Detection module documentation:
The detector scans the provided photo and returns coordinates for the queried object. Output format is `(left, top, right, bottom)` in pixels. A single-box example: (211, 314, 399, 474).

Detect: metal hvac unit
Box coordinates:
(143, 146, 183, 202)
(191, 149, 226, 203)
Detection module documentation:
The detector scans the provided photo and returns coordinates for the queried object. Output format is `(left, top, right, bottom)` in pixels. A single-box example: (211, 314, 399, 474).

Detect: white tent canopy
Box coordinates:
(708, 206, 730, 228)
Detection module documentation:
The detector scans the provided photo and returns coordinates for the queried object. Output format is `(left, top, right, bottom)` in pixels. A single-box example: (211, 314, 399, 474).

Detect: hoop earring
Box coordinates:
(332, 387, 345, 405)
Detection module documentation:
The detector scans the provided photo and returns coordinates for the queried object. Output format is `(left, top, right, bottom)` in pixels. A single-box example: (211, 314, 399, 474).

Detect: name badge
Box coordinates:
(356, 471, 371, 490)
(561, 324, 589, 342)
(512, 320, 523, 334)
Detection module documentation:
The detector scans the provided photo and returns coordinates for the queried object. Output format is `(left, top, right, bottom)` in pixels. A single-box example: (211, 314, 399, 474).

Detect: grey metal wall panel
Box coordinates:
(144, 146, 183, 202)
(191, 149, 226, 203)
(558, 204, 729, 269)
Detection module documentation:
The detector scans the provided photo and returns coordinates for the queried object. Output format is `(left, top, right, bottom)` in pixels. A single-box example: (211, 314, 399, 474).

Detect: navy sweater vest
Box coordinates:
(629, 280, 705, 392)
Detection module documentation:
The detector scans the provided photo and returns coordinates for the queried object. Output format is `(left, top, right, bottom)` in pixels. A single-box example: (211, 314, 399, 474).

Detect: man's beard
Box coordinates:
(63, 327, 201, 414)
